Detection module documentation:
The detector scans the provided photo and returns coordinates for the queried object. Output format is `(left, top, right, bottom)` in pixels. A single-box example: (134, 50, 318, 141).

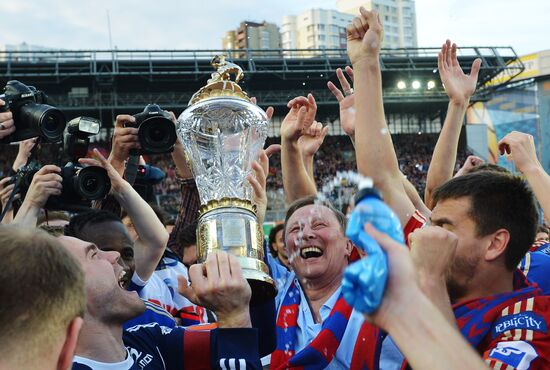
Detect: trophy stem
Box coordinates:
(196, 198, 277, 305)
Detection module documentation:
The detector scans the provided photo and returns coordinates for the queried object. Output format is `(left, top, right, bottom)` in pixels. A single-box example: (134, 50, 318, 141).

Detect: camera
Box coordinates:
(0, 80, 66, 144)
(15, 116, 111, 212)
(133, 164, 166, 203)
(131, 104, 177, 155)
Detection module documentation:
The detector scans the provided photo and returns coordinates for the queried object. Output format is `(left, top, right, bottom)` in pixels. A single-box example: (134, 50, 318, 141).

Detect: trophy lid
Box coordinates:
(189, 56, 250, 105)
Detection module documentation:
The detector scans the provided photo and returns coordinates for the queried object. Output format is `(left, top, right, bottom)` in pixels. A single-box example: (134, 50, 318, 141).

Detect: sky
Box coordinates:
(1, 0, 549, 56)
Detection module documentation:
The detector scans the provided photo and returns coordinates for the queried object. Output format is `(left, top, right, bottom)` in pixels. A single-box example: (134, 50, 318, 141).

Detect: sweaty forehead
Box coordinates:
(287, 204, 338, 226)
(57, 235, 89, 263)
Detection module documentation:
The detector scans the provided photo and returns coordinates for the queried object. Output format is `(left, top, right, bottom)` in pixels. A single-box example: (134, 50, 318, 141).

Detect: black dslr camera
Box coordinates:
(16, 117, 111, 212)
(131, 104, 177, 155)
(0, 80, 66, 143)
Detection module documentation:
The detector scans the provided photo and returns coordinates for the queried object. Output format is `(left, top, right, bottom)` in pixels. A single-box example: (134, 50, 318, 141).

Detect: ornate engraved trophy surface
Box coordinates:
(176, 56, 276, 304)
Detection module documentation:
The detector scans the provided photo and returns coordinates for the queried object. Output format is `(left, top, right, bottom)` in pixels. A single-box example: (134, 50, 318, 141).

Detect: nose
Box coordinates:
(102, 250, 120, 265)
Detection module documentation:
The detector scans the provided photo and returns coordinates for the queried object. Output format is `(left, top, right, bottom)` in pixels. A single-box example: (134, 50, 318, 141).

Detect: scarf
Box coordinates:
(271, 279, 381, 370)
(401, 271, 540, 370)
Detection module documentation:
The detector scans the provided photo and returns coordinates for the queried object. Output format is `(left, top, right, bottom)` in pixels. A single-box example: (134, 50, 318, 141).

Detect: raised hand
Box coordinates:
(12, 138, 38, 171)
(438, 40, 481, 103)
(346, 7, 384, 66)
(248, 150, 269, 225)
(498, 131, 541, 174)
(327, 66, 356, 138)
(108, 115, 140, 175)
(454, 155, 485, 178)
(79, 148, 126, 194)
(23, 165, 63, 209)
(298, 120, 329, 157)
(280, 94, 316, 143)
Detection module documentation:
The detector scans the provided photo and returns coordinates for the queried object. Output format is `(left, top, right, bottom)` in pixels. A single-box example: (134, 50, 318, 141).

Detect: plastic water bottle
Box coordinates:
(342, 178, 404, 314)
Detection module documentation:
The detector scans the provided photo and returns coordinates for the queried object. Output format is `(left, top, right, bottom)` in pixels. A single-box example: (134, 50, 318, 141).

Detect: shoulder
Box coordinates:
(485, 296, 550, 369)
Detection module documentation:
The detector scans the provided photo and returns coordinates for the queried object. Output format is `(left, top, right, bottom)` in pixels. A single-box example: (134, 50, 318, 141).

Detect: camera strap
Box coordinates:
(0, 175, 22, 222)
(124, 155, 140, 186)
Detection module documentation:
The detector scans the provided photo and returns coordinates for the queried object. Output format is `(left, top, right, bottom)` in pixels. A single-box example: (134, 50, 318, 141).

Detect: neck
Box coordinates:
(453, 268, 515, 305)
(75, 316, 126, 363)
(300, 272, 343, 323)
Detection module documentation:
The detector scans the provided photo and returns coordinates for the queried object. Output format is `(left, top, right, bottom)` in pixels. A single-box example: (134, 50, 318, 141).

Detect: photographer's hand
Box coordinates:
(13, 165, 62, 227)
(0, 99, 15, 140)
(0, 177, 18, 224)
(108, 115, 140, 177)
(12, 138, 38, 171)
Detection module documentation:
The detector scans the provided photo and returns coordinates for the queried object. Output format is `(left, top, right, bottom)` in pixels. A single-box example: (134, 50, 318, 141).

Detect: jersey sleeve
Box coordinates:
(403, 209, 427, 246)
(138, 324, 262, 369)
(483, 296, 550, 370)
(520, 252, 550, 296)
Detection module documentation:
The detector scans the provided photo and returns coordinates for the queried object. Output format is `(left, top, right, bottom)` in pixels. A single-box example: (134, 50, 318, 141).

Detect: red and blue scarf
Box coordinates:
(271, 279, 382, 370)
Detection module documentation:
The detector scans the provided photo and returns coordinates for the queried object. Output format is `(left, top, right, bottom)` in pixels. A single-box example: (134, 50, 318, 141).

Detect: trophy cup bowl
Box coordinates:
(176, 56, 276, 305)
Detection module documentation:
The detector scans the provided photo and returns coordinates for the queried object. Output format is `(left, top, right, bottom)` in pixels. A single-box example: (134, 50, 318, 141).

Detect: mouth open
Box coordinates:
(118, 270, 128, 289)
(300, 246, 323, 259)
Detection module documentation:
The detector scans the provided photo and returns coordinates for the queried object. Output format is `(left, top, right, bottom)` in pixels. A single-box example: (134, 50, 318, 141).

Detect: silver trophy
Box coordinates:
(176, 56, 276, 304)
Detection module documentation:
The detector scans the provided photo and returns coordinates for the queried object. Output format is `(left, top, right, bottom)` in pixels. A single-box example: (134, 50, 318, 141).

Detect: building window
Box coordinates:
(317, 24, 325, 31)
(318, 34, 326, 41)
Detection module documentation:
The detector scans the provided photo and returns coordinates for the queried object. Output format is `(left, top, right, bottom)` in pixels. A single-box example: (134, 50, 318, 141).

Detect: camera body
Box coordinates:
(15, 116, 111, 212)
(131, 104, 177, 155)
(0, 80, 66, 144)
(133, 164, 166, 203)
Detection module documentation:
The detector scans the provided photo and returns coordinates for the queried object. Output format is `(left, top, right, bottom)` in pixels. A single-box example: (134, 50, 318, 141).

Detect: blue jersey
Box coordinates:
(520, 251, 550, 295)
(72, 323, 261, 369)
(123, 300, 177, 330)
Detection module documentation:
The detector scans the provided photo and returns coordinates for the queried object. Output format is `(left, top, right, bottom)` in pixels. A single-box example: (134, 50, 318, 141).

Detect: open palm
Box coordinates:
(438, 40, 481, 102)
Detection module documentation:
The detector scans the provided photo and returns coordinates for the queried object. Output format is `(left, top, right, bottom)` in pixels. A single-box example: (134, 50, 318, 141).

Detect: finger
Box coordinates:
(321, 125, 330, 139)
(78, 158, 100, 168)
(264, 144, 281, 157)
(0, 184, 15, 197)
(0, 118, 14, 129)
(297, 106, 309, 131)
(204, 252, 220, 281)
(36, 173, 63, 184)
(250, 97, 257, 104)
(336, 68, 352, 93)
(266, 106, 274, 120)
(258, 150, 269, 176)
(470, 58, 482, 82)
(437, 51, 445, 74)
(344, 66, 354, 83)
(227, 253, 244, 282)
(216, 251, 232, 280)
(40, 181, 64, 190)
(177, 275, 199, 304)
(445, 40, 452, 68)
(352, 18, 365, 39)
(327, 81, 345, 102)
(287, 96, 308, 108)
(167, 111, 177, 123)
(114, 127, 140, 138)
(305, 94, 317, 123)
(497, 140, 510, 155)
(37, 165, 62, 175)
(346, 23, 359, 40)
(247, 174, 263, 198)
(115, 115, 136, 128)
(0, 177, 12, 186)
(451, 43, 459, 68)
(251, 160, 266, 186)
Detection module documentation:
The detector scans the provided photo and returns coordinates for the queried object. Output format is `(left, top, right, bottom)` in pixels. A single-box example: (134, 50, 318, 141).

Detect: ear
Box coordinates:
(345, 239, 354, 257)
(485, 229, 510, 262)
(57, 317, 83, 370)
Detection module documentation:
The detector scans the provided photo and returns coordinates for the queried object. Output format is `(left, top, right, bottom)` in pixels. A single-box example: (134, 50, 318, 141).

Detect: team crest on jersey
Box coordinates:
(492, 312, 547, 338)
(488, 341, 538, 370)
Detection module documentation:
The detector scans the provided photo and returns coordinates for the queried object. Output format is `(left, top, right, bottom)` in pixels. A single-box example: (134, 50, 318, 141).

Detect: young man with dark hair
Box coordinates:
(267, 223, 288, 269)
(57, 235, 261, 369)
(0, 225, 85, 370)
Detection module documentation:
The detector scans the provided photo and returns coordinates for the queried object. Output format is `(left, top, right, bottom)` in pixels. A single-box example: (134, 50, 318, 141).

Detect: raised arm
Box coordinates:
(363, 225, 489, 370)
(424, 40, 481, 209)
(280, 94, 318, 203)
(348, 8, 415, 226)
(80, 149, 168, 281)
(327, 66, 357, 146)
(499, 131, 550, 219)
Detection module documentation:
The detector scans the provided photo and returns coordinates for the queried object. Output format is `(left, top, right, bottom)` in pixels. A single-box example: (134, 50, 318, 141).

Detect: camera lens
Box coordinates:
(74, 167, 111, 200)
(138, 116, 177, 154)
(19, 103, 66, 142)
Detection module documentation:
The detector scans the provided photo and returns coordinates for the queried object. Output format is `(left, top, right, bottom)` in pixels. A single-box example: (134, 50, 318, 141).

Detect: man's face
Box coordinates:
(58, 236, 145, 322)
(79, 221, 135, 288)
(182, 244, 197, 267)
(285, 204, 351, 282)
(430, 197, 488, 300)
(273, 229, 290, 268)
(536, 232, 549, 241)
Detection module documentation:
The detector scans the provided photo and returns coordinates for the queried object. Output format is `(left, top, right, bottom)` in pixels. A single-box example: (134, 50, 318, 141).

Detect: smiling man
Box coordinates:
(268, 196, 382, 369)
(57, 235, 261, 369)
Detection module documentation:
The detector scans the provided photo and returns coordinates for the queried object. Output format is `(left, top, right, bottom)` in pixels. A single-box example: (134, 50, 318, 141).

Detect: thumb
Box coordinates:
(264, 144, 281, 157)
(177, 275, 200, 305)
(470, 58, 482, 82)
